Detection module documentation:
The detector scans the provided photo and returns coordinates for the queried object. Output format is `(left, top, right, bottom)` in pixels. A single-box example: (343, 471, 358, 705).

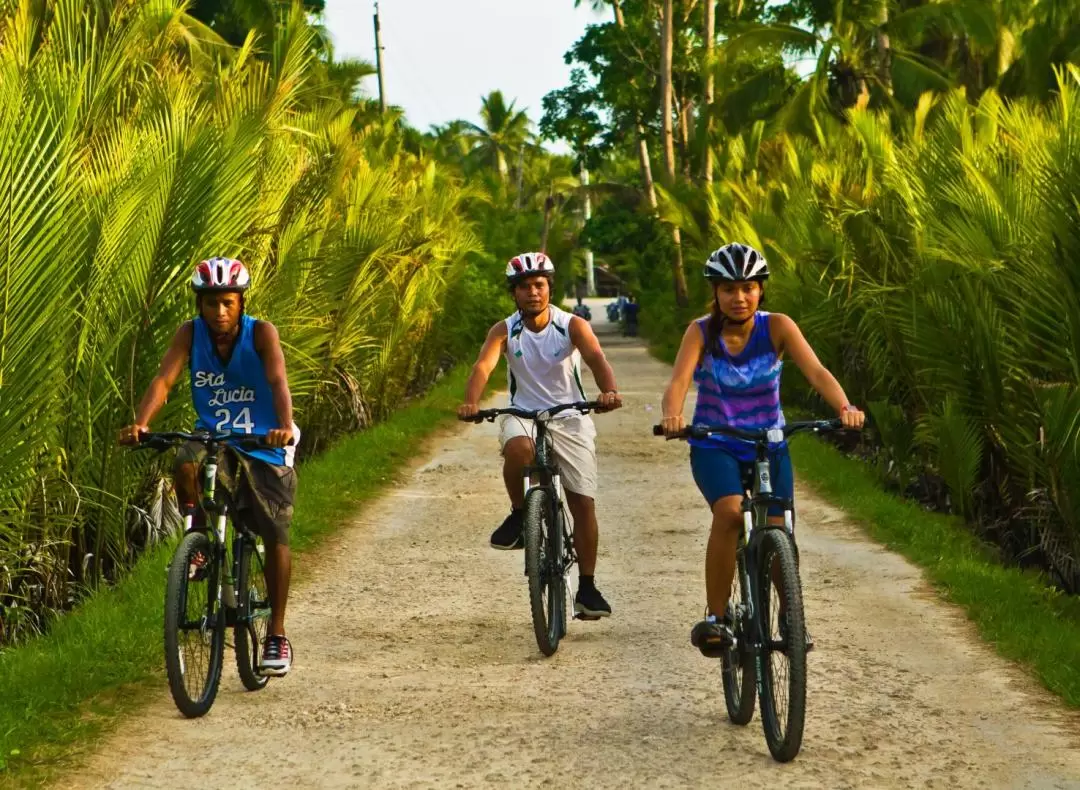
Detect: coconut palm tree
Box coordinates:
(466, 91, 532, 182)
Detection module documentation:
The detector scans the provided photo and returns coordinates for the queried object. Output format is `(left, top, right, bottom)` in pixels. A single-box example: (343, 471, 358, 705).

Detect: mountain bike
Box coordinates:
(134, 430, 280, 718)
(655, 418, 845, 763)
(462, 401, 605, 656)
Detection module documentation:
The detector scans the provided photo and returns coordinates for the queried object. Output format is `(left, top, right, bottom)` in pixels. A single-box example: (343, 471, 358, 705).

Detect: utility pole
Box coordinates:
(581, 164, 595, 296)
(373, 2, 386, 113)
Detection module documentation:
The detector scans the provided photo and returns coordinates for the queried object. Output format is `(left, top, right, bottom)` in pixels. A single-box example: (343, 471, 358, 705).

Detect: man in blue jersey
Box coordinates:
(119, 257, 298, 677)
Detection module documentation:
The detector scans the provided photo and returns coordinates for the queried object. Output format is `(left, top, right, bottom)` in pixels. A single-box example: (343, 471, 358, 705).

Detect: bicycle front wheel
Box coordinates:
(164, 531, 226, 718)
(524, 487, 561, 656)
(721, 557, 756, 726)
(234, 534, 271, 691)
(756, 528, 807, 762)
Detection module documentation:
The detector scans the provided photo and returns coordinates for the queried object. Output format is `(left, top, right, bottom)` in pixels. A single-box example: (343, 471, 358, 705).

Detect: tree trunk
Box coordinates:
(611, 2, 658, 211)
(876, 2, 892, 96)
(496, 148, 508, 182)
(660, 0, 677, 185)
(679, 93, 693, 181)
(661, 0, 689, 306)
(636, 129, 658, 210)
(703, 0, 715, 183)
(540, 193, 554, 253)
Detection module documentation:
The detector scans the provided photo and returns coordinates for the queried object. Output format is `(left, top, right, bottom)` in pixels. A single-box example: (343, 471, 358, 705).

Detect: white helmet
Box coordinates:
(505, 252, 555, 286)
(704, 243, 769, 282)
(190, 257, 251, 292)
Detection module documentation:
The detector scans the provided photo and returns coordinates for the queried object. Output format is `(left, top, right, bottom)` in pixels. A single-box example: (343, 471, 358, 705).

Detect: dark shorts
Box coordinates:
(175, 442, 297, 546)
(690, 444, 794, 517)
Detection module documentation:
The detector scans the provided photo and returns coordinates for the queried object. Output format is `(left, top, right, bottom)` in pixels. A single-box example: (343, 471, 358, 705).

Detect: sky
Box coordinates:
(323, 0, 608, 136)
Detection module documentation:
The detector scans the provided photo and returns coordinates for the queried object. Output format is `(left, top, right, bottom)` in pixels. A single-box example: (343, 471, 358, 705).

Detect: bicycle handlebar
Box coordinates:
(459, 401, 608, 424)
(652, 418, 845, 443)
(131, 430, 294, 451)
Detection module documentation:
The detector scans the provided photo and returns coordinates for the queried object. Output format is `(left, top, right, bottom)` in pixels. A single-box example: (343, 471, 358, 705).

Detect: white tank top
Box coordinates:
(504, 306, 587, 413)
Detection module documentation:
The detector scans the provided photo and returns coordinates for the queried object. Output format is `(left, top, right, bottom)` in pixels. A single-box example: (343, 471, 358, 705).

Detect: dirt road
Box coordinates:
(58, 301, 1080, 789)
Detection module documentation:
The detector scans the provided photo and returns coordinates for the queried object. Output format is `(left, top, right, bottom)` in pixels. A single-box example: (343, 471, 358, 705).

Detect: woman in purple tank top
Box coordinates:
(660, 243, 865, 657)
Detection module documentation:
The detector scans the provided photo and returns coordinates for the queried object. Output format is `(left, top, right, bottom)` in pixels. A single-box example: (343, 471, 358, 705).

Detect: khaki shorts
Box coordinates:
(175, 442, 297, 546)
(498, 414, 598, 498)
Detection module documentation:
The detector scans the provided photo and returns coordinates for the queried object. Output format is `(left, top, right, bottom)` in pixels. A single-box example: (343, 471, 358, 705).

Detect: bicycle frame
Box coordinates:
(522, 418, 577, 599)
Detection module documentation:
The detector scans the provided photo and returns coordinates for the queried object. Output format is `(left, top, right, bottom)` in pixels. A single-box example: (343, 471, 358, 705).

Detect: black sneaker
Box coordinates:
(259, 635, 293, 677)
(574, 585, 611, 619)
(490, 509, 524, 550)
(691, 612, 733, 658)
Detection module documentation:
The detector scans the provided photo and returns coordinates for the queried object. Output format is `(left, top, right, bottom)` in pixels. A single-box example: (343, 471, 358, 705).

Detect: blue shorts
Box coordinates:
(690, 444, 794, 517)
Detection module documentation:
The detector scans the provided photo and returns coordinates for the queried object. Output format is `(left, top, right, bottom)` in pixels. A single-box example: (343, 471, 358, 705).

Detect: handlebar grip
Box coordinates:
(652, 425, 664, 436)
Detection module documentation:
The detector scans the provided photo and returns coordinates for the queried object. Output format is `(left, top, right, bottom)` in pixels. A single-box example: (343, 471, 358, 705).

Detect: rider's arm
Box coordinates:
(769, 313, 852, 416)
(568, 316, 620, 401)
(125, 322, 193, 437)
(253, 321, 294, 439)
(461, 322, 507, 410)
(660, 322, 703, 432)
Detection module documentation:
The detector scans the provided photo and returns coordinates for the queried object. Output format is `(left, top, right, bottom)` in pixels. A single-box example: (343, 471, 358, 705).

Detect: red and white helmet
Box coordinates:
(505, 252, 555, 286)
(190, 257, 251, 292)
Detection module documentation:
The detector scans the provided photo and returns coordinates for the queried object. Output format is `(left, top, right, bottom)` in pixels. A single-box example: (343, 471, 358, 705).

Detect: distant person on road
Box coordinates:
(622, 294, 639, 336)
(458, 252, 622, 619)
(658, 243, 864, 657)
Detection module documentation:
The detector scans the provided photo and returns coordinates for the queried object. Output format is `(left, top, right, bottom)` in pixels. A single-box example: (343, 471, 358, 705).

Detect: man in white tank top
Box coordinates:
(459, 253, 622, 618)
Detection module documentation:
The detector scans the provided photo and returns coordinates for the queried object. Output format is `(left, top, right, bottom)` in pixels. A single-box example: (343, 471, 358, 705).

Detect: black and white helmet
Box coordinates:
(704, 243, 769, 282)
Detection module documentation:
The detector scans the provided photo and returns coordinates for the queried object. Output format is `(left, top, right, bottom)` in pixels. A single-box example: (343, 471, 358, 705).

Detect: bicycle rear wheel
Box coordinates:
(234, 534, 271, 691)
(721, 556, 756, 725)
(164, 531, 226, 718)
(756, 528, 807, 762)
(524, 487, 561, 656)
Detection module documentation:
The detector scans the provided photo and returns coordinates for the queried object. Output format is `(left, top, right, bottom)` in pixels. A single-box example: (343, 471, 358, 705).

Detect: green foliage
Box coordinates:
(0, 0, 481, 643)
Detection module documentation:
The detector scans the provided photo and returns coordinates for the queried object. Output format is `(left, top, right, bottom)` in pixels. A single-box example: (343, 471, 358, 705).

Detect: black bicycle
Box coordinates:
(462, 401, 606, 656)
(134, 430, 278, 718)
(655, 418, 845, 762)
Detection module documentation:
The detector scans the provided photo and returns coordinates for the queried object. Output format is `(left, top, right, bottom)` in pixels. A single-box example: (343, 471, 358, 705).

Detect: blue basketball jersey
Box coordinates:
(189, 315, 295, 466)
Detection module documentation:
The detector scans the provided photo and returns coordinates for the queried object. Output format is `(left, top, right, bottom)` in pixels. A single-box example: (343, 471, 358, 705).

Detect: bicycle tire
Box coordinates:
(164, 531, 226, 718)
(756, 528, 807, 762)
(524, 487, 560, 656)
(721, 557, 756, 725)
(234, 534, 271, 691)
(551, 501, 568, 639)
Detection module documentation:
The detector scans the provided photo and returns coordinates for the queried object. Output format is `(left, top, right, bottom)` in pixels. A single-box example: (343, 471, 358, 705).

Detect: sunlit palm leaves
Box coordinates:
(0, 0, 480, 642)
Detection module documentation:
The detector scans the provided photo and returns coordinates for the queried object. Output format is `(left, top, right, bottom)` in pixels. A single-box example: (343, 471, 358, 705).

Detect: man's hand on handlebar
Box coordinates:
(596, 391, 623, 412)
(458, 403, 480, 420)
(118, 424, 149, 446)
(265, 426, 294, 448)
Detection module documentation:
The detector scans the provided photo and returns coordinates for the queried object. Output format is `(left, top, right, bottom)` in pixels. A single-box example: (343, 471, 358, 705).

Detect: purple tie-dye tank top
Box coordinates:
(690, 311, 786, 461)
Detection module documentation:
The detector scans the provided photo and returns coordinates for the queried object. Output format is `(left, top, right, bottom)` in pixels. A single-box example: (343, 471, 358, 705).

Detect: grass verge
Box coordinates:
(789, 433, 1080, 707)
(0, 365, 478, 786)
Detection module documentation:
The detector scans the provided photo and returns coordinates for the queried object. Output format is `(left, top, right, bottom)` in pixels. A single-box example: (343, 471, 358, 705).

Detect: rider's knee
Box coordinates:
(502, 437, 534, 466)
(710, 497, 743, 533)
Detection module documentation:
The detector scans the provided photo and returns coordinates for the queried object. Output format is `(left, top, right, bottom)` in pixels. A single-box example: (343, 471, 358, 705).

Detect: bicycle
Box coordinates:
(461, 401, 606, 656)
(654, 418, 845, 763)
(133, 430, 280, 718)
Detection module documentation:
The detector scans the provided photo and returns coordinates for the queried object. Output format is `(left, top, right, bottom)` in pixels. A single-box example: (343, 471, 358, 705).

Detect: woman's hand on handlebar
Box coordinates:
(840, 404, 866, 430)
(661, 414, 685, 438)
